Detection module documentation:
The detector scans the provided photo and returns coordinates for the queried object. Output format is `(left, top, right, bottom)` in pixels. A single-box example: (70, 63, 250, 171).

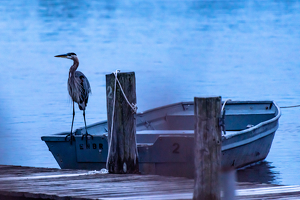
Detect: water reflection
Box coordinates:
(237, 161, 280, 184)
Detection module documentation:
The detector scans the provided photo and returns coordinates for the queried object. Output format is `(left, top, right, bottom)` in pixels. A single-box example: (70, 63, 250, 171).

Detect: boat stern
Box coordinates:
(41, 135, 109, 170)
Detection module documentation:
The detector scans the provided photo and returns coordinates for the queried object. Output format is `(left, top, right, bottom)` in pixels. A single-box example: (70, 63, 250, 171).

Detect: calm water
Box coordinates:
(0, 0, 300, 185)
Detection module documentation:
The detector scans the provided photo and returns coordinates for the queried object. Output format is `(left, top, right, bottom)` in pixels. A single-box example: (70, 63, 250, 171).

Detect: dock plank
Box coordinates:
(0, 165, 300, 200)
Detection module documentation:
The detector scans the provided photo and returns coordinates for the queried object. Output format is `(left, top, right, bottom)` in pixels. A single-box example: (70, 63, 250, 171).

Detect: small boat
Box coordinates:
(41, 100, 281, 177)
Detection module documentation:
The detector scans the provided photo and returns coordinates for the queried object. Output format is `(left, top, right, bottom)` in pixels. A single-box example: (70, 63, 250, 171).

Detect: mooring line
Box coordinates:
(280, 104, 300, 108)
(106, 70, 138, 170)
(114, 72, 137, 113)
(106, 70, 118, 170)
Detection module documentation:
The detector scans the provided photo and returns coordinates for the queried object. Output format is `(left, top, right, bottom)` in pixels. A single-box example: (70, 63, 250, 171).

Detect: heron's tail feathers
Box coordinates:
(78, 104, 84, 110)
(78, 100, 87, 110)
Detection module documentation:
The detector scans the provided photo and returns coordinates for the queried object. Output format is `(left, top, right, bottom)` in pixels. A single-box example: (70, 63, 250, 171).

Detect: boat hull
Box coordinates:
(42, 122, 278, 178)
(41, 100, 280, 177)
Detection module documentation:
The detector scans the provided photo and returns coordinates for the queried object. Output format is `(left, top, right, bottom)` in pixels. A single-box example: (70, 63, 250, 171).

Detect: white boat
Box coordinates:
(41, 100, 281, 177)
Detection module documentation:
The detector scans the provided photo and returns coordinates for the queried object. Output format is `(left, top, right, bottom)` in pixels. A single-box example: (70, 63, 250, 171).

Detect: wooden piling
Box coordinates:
(106, 71, 139, 174)
(193, 96, 222, 200)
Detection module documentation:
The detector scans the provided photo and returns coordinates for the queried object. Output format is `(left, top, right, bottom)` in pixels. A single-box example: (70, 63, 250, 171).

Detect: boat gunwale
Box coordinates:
(41, 100, 280, 141)
(223, 101, 281, 139)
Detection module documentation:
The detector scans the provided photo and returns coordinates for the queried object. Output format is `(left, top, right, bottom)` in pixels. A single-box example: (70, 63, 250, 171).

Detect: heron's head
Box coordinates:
(54, 52, 77, 59)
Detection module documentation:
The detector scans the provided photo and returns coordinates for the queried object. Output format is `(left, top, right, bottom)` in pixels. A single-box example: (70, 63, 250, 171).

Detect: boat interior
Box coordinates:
(70, 101, 279, 145)
(134, 101, 278, 143)
(136, 101, 278, 130)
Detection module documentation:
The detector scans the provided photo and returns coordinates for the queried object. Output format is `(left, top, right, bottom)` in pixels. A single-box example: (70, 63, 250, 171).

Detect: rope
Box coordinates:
(280, 104, 300, 109)
(220, 99, 231, 136)
(113, 71, 138, 113)
(222, 99, 232, 112)
(106, 70, 118, 170)
(106, 70, 138, 170)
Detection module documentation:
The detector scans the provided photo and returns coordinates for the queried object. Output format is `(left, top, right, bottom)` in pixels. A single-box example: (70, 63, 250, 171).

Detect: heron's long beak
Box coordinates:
(54, 54, 68, 58)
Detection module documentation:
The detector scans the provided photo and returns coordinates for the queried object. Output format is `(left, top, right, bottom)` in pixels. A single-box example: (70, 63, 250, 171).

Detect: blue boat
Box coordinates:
(41, 100, 281, 177)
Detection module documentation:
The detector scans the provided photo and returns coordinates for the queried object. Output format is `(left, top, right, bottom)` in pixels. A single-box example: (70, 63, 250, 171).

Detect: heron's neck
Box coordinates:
(69, 57, 79, 75)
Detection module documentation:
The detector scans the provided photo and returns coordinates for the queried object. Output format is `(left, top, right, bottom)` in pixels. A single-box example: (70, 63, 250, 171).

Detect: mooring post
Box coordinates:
(106, 71, 139, 174)
(193, 96, 222, 200)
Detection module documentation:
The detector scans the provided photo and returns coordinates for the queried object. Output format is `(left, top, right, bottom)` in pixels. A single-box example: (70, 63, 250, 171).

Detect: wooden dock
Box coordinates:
(0, 165, 300, 200)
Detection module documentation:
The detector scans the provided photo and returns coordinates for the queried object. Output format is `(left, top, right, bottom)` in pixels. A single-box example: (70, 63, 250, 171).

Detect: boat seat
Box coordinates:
(136, 129, 241, 145)
(136, 130, 193, 143)
(165, 110, 275, 131)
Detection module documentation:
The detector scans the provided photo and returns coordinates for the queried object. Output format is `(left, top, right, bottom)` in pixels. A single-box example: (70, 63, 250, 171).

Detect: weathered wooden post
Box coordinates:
(193, 96, 222, 200)
(106, 71, 139, 174)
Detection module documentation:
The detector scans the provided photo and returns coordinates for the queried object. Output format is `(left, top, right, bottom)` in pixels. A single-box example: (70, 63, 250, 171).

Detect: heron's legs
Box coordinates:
(82, 109, 93, 145)
(66, 101, 76, 144)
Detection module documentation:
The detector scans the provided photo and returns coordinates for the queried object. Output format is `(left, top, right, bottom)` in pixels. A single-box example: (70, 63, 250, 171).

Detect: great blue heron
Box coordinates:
(55, 52, 93, 144)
